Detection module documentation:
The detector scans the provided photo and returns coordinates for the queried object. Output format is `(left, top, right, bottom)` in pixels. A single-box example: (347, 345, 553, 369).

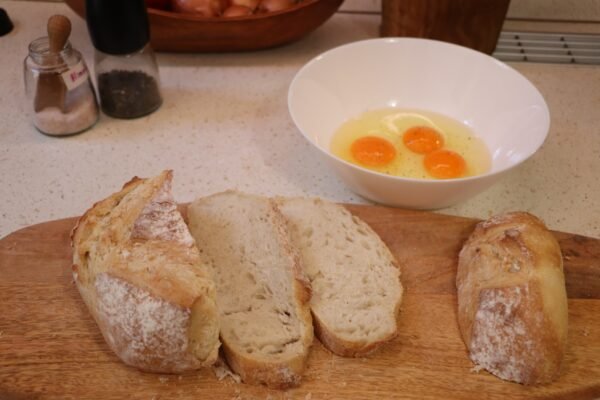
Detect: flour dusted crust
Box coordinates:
(456, 212, 568, 385)
(71, 170, 220, 373)
(93, 273, 201, 372)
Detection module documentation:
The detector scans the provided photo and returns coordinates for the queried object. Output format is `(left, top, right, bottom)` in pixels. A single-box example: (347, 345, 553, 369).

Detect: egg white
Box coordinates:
(330, 108, 491, 179)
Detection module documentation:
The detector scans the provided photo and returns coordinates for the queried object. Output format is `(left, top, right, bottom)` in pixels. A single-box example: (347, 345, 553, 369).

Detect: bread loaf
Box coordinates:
(276, 197, 403, 357)
(456, 212, 568, 385)
(187, 191, 313, 389)
(71, 171, 220, 373)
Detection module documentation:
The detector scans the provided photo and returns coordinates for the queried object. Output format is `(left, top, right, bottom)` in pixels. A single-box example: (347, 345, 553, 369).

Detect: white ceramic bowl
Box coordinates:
(288, 38, 550, 209)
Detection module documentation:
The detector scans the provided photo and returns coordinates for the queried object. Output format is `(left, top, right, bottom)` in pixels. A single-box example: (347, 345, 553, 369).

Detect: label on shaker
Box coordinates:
(61, 61, 89, 91)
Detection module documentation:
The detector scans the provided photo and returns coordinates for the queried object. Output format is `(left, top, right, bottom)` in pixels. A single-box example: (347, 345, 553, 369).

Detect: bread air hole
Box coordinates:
(308, 270, 323, 282)
(359, 300, 373, 310)
(273, 307, 292, 317)
(246, 272, 257, 285)
(356, 227, 368, 237)
(223, 305, 252, 316)
(253, 284, 269, 299)
(267, 346, 284, 355)
(303, 227, 313, 238)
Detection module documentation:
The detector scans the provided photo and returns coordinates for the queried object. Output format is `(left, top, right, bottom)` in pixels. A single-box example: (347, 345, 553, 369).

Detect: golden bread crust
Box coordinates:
(457, 212, 568, 385)
(71, 171, 220, 373)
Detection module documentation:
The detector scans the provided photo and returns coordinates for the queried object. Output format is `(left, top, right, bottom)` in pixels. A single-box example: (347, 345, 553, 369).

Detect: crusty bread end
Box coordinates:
(72, 171, 220, 373)
(457, 212, 568, 385)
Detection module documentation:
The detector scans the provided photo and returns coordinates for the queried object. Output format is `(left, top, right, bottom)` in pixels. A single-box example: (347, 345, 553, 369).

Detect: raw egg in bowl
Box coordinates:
(288, 38, 550, 209)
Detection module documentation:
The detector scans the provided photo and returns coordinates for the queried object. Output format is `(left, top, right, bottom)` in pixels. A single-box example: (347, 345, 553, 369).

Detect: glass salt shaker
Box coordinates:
(23, 15, 99, 136)
(86, 0, 163, 119)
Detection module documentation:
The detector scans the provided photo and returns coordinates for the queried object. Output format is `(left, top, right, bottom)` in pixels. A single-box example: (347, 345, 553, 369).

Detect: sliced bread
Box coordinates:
(71, 170, 220, 373)
(187, 191, 313, 389)
(276, 197, 403, 357)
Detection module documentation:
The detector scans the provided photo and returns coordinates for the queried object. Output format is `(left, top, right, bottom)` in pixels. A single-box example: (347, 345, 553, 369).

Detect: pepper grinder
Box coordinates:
(86, 0, 162, 119)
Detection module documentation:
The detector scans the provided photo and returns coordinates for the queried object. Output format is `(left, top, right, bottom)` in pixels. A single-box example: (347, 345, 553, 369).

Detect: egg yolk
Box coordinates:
(424, 149, 466, 179)
(350, 136, 396, 167)
(403, 126, 444, 154)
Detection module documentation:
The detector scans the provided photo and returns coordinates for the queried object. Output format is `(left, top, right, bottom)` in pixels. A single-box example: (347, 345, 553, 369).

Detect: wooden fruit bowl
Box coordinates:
(64, 0, 344, 52)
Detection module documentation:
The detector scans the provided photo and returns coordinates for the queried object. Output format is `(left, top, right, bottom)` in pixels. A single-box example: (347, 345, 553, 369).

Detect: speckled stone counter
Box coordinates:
(1, 1, 599, 238)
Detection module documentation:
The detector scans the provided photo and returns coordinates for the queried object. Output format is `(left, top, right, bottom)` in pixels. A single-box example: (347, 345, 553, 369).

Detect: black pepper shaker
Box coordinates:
(86, 0, 162, 119)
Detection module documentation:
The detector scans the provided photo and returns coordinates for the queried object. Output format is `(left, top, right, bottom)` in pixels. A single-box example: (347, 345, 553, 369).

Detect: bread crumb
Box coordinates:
(158, 376, 169, 383)
(212, 357, 242, 384)
(470, 364, 485, 373)
(583, 329, 590, 337)
(230, 388, 242, 400)
(0, 330, 4, 338)
(340, 381, 347, 387)
(305, 393, 312, 400)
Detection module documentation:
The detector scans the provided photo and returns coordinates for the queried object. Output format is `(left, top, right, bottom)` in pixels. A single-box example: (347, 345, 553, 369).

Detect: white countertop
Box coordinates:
(1, 0, 599, 238)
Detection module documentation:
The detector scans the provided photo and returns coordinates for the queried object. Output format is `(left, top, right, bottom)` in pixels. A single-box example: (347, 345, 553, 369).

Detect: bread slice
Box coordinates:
(276, 197, 403, 357)
(187, 191, 313, 389)
(71, 170, 220, 373)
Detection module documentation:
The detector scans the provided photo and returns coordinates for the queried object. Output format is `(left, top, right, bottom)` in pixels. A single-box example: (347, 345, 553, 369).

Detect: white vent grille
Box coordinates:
(493, 31, 600, 64)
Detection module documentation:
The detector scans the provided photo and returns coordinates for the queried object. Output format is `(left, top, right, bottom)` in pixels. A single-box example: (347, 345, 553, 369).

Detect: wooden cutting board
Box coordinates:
(1, 205, 599, 400)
